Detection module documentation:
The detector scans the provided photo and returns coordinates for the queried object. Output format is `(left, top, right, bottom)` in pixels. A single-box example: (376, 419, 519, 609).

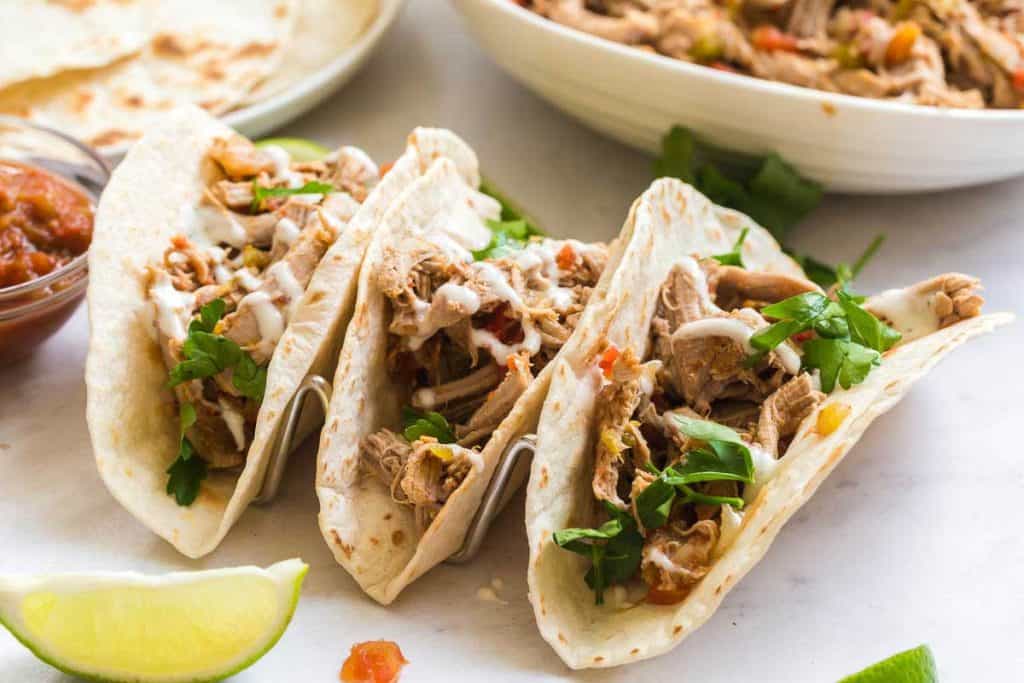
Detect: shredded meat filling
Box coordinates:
(525, 0, 1022, 107)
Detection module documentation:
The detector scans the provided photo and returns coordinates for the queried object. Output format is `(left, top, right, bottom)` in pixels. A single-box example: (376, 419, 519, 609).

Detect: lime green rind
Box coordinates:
(255, 137, 329, 162)
(839, 645, 938, 683)
(0, 562, 308, 683)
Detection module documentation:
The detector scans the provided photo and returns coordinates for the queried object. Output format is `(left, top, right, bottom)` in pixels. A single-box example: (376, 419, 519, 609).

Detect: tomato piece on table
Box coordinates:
(340, 640, 408, 683)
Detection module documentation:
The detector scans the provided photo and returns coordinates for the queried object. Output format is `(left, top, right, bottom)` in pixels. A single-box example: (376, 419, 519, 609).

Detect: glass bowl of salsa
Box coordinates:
(0, 117, 109, 366)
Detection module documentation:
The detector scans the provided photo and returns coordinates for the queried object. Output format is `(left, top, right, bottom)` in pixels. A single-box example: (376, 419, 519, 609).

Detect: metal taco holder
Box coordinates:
(253, 374, 537, 564)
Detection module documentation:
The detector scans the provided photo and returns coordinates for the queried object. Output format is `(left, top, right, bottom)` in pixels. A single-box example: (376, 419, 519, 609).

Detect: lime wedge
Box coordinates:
(840, 645, 938, 683)
(0, 559, 307, 683)
(255, 137, 329, 162)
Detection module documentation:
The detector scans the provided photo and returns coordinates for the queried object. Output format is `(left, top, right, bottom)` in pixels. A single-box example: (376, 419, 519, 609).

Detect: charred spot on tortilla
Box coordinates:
(88, 129, 137, 148)
(151, 33, 189, 58)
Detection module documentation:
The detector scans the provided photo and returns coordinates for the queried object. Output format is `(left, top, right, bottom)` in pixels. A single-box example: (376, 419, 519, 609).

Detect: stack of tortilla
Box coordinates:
(0, 0, 377, 151)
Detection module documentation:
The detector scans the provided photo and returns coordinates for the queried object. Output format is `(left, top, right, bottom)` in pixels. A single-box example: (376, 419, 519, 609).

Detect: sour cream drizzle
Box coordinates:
(865, 287, 937, 343)
(218, 398, 247, 452)
(149, 272, 195, 341)
(267, 261, 304, 319)
(261, 145, 304, 188)
(241, 291, 284, 346)
(273, 217, 301, 247)
(672, 317, 802, 375)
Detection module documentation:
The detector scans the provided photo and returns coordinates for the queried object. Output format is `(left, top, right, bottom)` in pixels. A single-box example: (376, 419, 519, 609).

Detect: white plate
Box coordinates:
(452, 0, 1024, 194)
(105, 0, 405, 159)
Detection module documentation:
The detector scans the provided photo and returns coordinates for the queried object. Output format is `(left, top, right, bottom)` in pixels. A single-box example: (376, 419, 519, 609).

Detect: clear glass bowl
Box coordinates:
(0, 118, 110, 366)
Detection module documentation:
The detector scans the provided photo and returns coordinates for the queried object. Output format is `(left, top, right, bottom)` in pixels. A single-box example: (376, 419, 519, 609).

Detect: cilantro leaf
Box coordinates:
(554, 503, 643, 605)
(712, 227, 749, 267)
(653, 126, 822, 241)
(666, 416, 755, 484)
(634, 475, 676, 530)
(401, 407, 456, 444)
(802, 338, 881, 393)
(166, 402, 206, 506)
(742, 155, 823, 241)
(190, 298, 225, 335)
(676, 484, 745, 509)
(166, 445, 207, 506)
(167, 300, 267, 400)
(787, 235, 886, 289)
(750, 292, 843, 355)
(837, 288, 901, 353)
(232, 353, 267, 401)
(251, 180, 334, 211)
(472, 218, 544, 260)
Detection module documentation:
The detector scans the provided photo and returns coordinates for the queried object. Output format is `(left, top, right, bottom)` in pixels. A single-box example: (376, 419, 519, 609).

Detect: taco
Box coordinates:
(86, 105, 482, 557)
(525, 178, 1011, 668)
(316, 153, 630, 604)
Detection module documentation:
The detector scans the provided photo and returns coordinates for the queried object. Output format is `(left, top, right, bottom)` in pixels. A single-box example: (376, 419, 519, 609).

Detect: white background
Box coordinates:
(2, 2, 1023, 681)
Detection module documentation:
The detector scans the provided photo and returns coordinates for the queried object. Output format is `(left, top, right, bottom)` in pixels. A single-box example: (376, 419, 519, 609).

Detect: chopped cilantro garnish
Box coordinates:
(653, 126, 822, 242)
(553, 503, 644, 605)
(748, 286, 900, 393)
(165, 402, 206, 506)
(401, 407, 456, 444)
(250, 180, 334, 211)
(802, 338, 881, 393)
(712, 227, 749, 267)
(559, 417, 753, 603)
(788, 234, 887, 289)
(472, 218, 544, 260)
(167, 299, 267, 402)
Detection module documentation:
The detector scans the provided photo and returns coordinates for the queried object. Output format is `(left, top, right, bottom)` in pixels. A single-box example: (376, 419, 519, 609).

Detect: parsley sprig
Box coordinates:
(653, 126, 822, 243)
(475, 179, 545, 260)
(555, 417, 754, 604)
(553, 503, 644, 605)
(250, 180, 334, 211)
(167, 299, 267, 402)
(750, 287, 901, 392)
(712, 228, 749, 267)
(401, 407, 456, 443)
(472, 218, 544, 260)
(165, 403, 206, 506)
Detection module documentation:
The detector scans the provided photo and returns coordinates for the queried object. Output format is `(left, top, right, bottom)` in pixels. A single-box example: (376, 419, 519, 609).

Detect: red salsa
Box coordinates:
(0, 161, 93, 289)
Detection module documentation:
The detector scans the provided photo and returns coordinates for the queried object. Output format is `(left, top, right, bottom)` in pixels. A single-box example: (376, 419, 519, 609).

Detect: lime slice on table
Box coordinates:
(0, 559, 307, 683)
(839, 644, 938, 683)
(255, 137, 329, 162)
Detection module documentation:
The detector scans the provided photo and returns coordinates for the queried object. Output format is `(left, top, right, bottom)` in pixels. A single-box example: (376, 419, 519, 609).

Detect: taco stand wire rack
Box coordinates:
(254, 374, 537, 564)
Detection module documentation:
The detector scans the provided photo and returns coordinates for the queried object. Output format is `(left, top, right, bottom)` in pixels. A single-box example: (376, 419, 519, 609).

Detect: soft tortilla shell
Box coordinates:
(0, 0, 296, 150)
(316, 152, 642, 604)
(0, 1, 147, 90)
(244, 0, 378, 104)
(525, 178, 1012, 668)
(85, 108, 454, 557)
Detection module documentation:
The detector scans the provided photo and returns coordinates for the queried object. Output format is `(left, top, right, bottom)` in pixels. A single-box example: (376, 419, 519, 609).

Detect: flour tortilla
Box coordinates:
(0, 0, 296, 150)
(245, 0, 378, 104)
(85, 105, 467, 557)
(0, 1, 148, 90)
(525, 179, 1012, 668)
(316, 154, 641, 604)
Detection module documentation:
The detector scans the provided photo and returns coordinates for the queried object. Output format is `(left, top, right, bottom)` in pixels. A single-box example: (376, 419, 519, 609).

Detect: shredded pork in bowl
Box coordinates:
(453, 0, 1024, 192)
(523, 0, 1024, 109)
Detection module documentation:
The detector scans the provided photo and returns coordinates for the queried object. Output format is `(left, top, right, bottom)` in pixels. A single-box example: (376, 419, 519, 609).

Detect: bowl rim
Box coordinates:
(462, 0, 1024, 122)
(0, 116, 109, 309)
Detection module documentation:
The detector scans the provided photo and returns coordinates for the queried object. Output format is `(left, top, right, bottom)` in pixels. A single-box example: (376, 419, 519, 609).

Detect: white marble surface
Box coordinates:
(2, 2, 1023, 681)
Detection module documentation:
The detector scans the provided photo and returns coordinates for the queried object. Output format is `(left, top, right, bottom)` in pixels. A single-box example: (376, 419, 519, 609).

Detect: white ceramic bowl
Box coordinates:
(452, 0, 1024, 194)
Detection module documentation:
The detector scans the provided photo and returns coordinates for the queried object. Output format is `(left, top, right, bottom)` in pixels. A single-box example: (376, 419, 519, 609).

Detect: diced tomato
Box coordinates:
(379, 161, 395, 177)
(556, 243, 576, 270)
(340, 641, 407, 683)
(482, 303, 524, 343)
(751, 25, 799, 53)
(709, 61, 737, 73)
(884, 22, 921, 67)
(1013, 68, 1024, 92)
(646, 585, 690, 605)
(792, 330, 815, 343)
(598, 346, 620, 379)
